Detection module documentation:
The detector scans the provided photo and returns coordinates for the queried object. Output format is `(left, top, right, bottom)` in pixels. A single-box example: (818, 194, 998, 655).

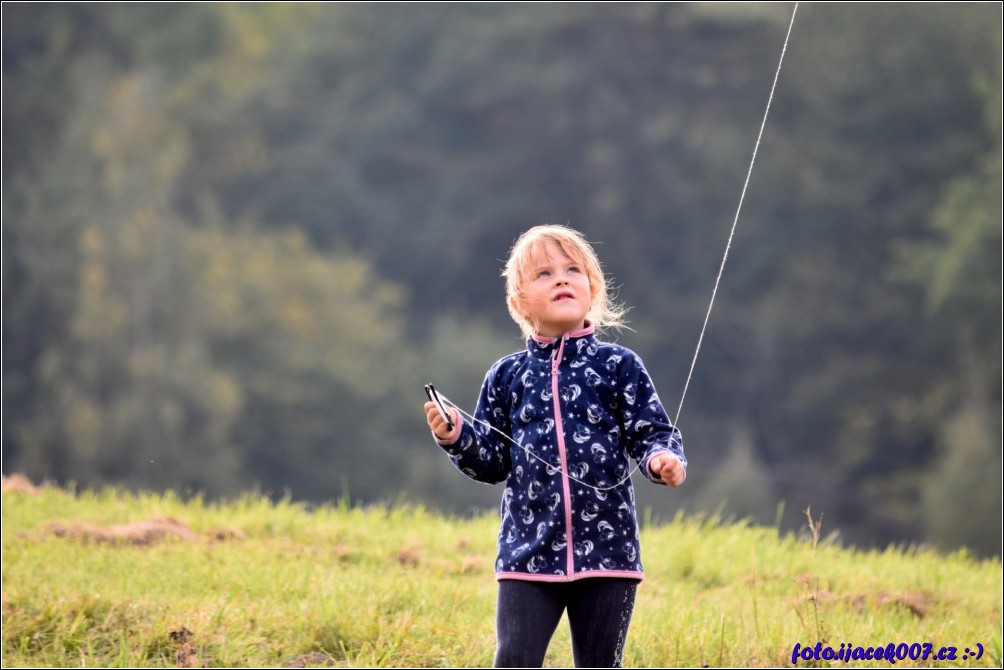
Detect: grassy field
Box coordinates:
(2, 479, 1001, 668)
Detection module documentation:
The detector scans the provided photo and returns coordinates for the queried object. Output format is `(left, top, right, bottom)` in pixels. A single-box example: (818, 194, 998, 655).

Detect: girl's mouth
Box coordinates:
(553, 291, 575, 301)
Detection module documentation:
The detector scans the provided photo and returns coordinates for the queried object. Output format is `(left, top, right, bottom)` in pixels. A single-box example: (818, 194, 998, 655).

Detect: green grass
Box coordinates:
(2, 483, 1001, 667)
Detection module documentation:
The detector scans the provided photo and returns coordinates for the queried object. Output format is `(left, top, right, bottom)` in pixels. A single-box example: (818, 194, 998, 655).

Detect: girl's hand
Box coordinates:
(648, 452, 686, 487)
(425, 401, 459, 441)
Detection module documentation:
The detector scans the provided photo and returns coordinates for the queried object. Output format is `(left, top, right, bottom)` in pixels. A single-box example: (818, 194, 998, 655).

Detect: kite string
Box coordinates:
(673, 2, 799, 426)
(432, 5, 799, 491)
(436, 390, 642, 492)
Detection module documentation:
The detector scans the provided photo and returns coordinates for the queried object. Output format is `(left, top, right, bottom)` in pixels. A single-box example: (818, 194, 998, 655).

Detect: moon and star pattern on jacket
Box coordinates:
(435, 324, 686, 582)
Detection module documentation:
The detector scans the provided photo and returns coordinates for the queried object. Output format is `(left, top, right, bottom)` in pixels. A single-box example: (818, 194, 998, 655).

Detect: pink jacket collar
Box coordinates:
(529, 321, 596, 345)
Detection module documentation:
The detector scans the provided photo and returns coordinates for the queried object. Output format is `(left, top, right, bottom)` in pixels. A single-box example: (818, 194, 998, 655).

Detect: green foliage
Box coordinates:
(921, 396, 1002, 558)
(893, 68, 1003, 556)
(3, 43, 417, 501)
(3, 484, 1002, 667)
(3, 3, 1001, 556)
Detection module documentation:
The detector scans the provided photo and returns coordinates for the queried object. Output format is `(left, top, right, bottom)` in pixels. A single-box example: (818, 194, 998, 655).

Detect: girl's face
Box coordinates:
(512, 239, 595, 338)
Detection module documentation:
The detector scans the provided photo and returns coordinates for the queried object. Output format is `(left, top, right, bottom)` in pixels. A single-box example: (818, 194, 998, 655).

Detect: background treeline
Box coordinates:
(3, 3, 1000, 557)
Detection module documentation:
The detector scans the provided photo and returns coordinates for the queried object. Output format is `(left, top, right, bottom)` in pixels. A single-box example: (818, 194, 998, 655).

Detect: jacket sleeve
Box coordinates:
(617, 352, 686, 485)
(432, 359, 513, 485)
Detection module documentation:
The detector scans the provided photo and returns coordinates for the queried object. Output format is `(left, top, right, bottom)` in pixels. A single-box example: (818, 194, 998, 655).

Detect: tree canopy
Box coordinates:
(3, 2, 1000, 556)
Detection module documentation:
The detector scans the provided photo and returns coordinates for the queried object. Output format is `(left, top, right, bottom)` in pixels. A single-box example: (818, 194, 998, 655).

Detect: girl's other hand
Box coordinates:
(648, 452, 686, 487)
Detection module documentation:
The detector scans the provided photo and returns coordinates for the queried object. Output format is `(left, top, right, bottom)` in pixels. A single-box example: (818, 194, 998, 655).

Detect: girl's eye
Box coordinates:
(568, 266, 580, 274)
(536, 270, 551, 279)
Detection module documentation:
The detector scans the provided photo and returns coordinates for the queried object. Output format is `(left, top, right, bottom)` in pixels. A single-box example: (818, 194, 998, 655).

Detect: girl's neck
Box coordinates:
(530, 322, 594, 343)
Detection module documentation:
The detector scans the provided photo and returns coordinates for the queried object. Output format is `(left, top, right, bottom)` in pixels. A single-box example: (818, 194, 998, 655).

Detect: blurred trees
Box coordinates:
(3, 3, 1000, 555)
(906, 77, 1002, 557)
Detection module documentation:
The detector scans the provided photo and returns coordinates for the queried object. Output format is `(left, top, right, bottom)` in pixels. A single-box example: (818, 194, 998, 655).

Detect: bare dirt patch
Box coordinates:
(2, 473, 39, 494)
(45, 516, 246, 547)
(168, 626, 210, 668)
(46, 516, 200, 545)
(796, 587, 932, 618)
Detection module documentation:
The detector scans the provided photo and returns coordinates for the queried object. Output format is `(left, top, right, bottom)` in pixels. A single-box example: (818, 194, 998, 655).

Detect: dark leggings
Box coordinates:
(494, 578, 638, 668)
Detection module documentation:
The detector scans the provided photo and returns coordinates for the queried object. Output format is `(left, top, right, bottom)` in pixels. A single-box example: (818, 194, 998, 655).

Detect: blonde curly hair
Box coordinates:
(502, 224, 628, 339)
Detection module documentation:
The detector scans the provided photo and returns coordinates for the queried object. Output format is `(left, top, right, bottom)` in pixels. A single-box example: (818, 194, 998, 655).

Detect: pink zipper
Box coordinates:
(550, 334, 575, 576)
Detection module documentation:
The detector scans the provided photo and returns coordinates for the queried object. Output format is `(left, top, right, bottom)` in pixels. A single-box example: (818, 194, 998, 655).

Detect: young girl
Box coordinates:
(425, 224, 686, 668)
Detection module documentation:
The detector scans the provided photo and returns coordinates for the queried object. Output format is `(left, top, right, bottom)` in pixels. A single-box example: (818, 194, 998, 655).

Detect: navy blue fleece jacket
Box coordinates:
(435, 323, 686, 582)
